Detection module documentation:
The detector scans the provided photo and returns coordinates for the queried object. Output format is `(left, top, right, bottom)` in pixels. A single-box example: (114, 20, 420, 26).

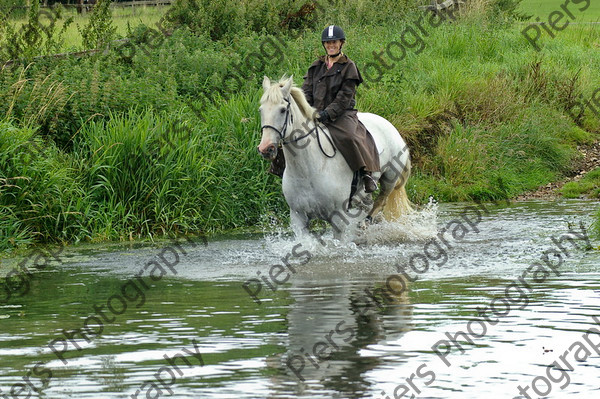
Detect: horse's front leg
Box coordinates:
(290, 210, 310, 238)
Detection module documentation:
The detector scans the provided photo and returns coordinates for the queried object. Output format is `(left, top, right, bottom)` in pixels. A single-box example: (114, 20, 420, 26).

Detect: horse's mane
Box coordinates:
(261, 78, 315, 120)
(290, 86, 315, 120)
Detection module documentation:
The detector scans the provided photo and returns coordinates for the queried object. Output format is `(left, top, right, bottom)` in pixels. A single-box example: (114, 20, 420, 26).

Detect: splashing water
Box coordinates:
(363, 198, 439, 245)
(260, 198, 439, 276)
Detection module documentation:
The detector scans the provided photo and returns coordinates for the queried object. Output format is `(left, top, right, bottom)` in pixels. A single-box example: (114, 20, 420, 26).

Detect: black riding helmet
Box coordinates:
(321, 25, 346, 42)
(321, 25, 345, 57)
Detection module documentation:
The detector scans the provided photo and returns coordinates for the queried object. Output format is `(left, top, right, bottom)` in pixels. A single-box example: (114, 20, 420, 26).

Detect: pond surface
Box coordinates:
(1, 200, 599, 399)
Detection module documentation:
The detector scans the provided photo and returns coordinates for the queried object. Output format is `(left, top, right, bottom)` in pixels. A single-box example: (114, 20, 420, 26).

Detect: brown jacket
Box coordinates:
(302, 55, 380, 172)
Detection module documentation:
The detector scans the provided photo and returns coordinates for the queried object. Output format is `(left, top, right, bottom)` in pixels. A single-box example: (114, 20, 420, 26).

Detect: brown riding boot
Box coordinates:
(363, 171, 378, 193)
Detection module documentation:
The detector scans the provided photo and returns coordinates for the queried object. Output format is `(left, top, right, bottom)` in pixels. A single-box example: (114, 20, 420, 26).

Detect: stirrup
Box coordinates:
(363, 174, 378, 193)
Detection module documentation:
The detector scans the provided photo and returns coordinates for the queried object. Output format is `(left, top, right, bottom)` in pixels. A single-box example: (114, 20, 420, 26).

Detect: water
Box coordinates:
(1, 200, 599, 398)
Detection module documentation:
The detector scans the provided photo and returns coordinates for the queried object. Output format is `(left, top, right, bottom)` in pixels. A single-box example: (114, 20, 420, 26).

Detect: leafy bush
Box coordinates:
(0, 1, 73, 63)
(163, 0, 415, 40)
(0, 0, 27, 18)
(78, 0, 117, 49)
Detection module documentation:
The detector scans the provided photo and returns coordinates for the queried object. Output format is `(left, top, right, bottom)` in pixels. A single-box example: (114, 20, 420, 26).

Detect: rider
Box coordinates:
(269, 25, 380, 193)
(302, 25, 380, 193)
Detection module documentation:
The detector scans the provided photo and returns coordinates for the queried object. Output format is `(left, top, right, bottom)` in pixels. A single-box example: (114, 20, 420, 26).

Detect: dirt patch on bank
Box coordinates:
(515, 141, 600, 201)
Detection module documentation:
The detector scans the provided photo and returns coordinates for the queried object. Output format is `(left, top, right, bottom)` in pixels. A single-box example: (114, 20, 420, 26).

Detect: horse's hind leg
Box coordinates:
(368, 173, 395, 221)
(369, 158, 412, 221)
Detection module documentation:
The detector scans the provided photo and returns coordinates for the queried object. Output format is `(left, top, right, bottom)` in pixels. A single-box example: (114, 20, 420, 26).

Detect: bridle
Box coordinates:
(260, 96, 336, 158)
(260, 97, 293, 142)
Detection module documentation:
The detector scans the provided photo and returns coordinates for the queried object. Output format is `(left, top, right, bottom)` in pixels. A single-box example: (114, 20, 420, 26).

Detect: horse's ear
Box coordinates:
(262, 76, 271, 91)
(281, 77, 293, 96)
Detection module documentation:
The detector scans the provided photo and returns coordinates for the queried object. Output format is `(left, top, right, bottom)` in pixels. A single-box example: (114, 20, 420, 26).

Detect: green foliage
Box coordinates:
(163, 0, 414, 41)
(1, 1, 599, 250)
(0, 0, 27, 18)
(0, 53, 180, 148)
(164, 0, 269, 40)
(74, 109, 215, 237)
(0, 118, 84, 251)
(0, 102, 285, 251)
(0, 1, 73, 63)
(406, 100, 575, 203)
(78, 0, 117, 49)
(0, 27, 287, 148)
(0, 0, 26, 9)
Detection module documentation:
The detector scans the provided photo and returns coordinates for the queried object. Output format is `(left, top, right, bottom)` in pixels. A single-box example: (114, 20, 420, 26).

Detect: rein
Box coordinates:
(303, 123, 337, 159)
(261, 96, 337, 159)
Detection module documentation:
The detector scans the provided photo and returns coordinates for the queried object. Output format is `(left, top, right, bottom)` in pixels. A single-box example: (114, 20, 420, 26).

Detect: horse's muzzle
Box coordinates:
(257, 144, 277, 160)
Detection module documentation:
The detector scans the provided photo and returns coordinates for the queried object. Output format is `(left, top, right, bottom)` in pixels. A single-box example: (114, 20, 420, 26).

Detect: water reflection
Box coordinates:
(1, 200, 599, 399)
(276, 277, 412, 398)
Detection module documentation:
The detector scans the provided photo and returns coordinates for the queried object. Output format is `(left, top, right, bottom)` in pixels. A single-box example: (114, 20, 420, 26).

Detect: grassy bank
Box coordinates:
(1, 0, 599, 252)
(560, 168, 600, 198)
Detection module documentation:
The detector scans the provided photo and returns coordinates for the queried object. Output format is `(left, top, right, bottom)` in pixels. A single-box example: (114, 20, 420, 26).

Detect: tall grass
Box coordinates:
(1, 102, 285, 251)
(74, 101, 283, 238)
(74, 110, 213, 238)
(0, 118, 85, 249)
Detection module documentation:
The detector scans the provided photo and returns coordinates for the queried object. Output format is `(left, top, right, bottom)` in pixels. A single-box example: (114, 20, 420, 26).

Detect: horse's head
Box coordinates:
(257, 76, 294, 160)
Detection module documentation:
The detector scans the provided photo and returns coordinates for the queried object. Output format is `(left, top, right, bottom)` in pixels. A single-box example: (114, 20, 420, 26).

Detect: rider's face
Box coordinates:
(323, 40, 342, 56)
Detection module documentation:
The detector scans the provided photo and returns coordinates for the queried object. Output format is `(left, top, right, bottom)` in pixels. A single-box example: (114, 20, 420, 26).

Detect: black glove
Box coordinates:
(317, 110, 329, 122)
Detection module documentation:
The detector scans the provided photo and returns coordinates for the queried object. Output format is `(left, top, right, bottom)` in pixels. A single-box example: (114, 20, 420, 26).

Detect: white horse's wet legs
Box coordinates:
(290, 210, 310, 237)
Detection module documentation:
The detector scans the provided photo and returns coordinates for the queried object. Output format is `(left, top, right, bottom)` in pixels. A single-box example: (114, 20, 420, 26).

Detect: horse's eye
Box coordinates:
(280, 107, 286, 114)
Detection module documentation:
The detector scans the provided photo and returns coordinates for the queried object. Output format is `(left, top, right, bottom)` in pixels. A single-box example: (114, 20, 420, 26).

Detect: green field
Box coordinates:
(520, 0, 600, 21)
(4, 5, 168, 51)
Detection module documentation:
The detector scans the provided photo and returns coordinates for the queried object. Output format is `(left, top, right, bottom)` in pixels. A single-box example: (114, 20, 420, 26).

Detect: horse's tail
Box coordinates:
(382, 159, 413, 220)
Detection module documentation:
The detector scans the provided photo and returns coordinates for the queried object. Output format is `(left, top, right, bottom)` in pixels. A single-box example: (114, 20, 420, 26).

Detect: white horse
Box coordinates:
(258, 76, 411, 240)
